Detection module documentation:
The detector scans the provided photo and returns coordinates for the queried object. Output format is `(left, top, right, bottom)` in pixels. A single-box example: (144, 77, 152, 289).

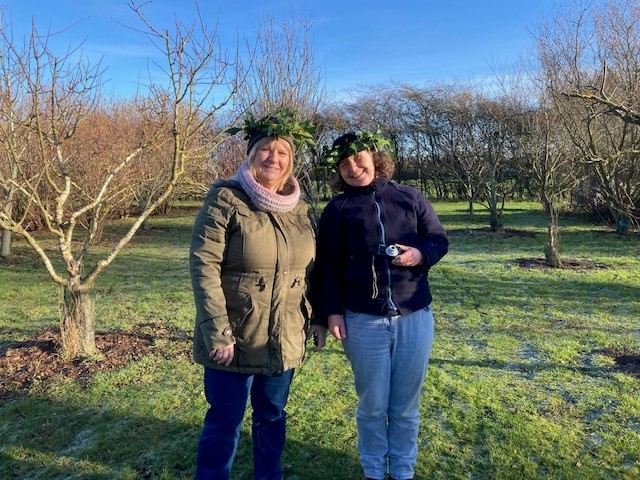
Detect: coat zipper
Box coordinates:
(372, 192, 399, 312)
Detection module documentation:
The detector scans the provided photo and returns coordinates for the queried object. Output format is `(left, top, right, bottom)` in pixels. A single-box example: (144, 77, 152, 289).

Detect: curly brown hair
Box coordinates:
(333, 150, 395, 191)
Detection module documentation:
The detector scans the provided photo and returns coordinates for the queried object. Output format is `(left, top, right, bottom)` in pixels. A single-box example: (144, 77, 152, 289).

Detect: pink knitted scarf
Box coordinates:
(237, 162, 300, 213)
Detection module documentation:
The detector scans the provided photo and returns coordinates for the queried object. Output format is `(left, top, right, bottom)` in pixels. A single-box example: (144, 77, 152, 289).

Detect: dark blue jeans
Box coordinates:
(195, 367, 294, 480)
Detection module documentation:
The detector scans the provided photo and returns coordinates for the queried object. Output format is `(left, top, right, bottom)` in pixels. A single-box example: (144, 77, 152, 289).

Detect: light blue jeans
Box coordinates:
(342, 306, 434, 480)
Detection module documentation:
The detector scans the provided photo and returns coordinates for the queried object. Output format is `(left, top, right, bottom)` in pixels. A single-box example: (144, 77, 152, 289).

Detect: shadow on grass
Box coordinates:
(0, 392, 360, 480)
(429, 348, 640, 379)
(436, 266, 640, 316)
(429, 355, 639, 380)
(438, 208, 548, 228)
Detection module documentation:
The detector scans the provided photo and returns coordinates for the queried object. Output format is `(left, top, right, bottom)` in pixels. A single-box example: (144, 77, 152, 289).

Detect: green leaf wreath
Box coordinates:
(320, 129, 395, 170)
(226, 108, 316, 152)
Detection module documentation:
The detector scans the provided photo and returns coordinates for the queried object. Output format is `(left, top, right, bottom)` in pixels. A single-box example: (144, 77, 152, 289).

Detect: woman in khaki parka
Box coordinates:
(189, 109, 326, 480)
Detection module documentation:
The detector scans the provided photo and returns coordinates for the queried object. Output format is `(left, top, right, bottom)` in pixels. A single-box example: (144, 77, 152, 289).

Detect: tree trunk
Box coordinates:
(1, 191, 14, 257)
(138, 197, 150, 231)
(616, 214, 629, 235)
(465, 183, 475, 215)
(489, 209, 503, 232)
(0, 229, 12, 258)
(60, 285, 97, 358)
(544, 200, 563, 268)
(487, 159, 503, 231)
(545, 222, 562, 268)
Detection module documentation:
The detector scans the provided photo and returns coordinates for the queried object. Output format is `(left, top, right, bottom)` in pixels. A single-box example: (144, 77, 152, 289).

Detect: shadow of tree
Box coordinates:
(430, 352, 639, 379)
(0, 391, 361, 479)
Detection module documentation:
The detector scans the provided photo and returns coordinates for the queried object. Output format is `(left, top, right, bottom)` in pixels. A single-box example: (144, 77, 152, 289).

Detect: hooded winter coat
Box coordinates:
(189, 179, 315, 375)
(312, 177, 448, 321)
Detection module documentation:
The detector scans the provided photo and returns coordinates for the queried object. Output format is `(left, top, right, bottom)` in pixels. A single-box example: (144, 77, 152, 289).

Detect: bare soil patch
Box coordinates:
(0, 322, 192, 399)
(598, 348, 640, 378)
(515, 257, 609, 270)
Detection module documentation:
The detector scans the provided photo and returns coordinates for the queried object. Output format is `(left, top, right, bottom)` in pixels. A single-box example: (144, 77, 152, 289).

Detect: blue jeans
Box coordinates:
(195, 367, 294, 480)
(342, 306, 434, 480)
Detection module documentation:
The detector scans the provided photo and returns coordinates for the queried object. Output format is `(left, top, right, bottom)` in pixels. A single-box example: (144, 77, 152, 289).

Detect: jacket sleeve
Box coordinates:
(415, 193, 449, 268)
(310, 201, 345, 325)
(189, 188, 235, 352)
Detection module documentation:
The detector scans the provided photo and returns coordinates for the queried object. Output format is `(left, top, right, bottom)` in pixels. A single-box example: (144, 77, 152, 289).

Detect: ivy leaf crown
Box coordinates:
(321, 129, 394, 169)
(226, 108, 316, 152)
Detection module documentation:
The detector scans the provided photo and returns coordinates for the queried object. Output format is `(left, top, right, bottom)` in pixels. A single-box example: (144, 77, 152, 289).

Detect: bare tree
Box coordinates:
(517, 94, 584, 267)
(237, 11, 325, 116)
(535, 0, 640, 233)
(0, 12, 33, 258)
(234, 9, 327, 222)
(0, 1, 242, 358)
(398, 84, 451, 198)
(427, 86, 519, 230)
(437, 88, 488, 214)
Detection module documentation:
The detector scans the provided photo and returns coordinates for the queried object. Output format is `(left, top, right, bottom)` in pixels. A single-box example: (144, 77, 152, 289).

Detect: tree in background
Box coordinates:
(516, 92, 584, 267)
(399, 84, 452, 199)
(0, 11, 33, 258)
(234, 10, 327, 223)
(0, 1, 242, 358)
(438, 87, 489, 215)
(535, 0, 640, 233)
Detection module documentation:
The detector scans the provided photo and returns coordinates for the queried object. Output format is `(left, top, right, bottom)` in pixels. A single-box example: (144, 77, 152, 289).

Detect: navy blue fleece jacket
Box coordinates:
(312, 177, 448, 323)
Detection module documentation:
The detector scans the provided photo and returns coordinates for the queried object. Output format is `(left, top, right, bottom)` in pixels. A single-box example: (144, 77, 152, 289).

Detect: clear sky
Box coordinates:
(1, 0, 558, 98)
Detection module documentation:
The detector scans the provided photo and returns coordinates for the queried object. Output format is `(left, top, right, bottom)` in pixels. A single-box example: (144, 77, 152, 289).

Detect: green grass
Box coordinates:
(1, 202, 638, 479)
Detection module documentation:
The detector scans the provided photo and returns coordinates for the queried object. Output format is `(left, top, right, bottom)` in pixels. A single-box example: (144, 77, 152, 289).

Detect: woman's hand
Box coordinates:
(307, 325, 327, 351)
(328, 314, 347, 340)
(392, 244, 424, 267)
(209, 344, 235, 366)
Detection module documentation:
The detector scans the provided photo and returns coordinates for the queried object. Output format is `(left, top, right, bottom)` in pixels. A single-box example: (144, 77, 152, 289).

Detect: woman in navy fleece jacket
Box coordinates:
(312, 131, 448, 480)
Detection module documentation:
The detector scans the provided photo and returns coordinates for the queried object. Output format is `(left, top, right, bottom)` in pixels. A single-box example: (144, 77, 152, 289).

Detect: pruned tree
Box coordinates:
(517, 94, 584, 267)
(430, 86, 519, 230)
(0, 1, 242, 358)
(398, 84, 451, 198)
(437, 88, 488, 214)
(474, 96, 522, 232)
(0, 11, 33, 258)
(535, 0, 640, 233)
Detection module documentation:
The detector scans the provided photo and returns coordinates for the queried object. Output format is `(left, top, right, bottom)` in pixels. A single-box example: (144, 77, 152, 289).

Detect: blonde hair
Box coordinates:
(246, 136, 295, 193)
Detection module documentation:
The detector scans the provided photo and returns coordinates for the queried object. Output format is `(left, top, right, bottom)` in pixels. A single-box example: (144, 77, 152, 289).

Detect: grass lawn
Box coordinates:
(0, 201, 638, 479)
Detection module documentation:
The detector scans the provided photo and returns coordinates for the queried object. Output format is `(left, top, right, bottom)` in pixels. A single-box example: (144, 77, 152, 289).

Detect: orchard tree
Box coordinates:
(61, 101, 157, 239)
(398, 84, 452, 198)
(517, 95, 584, 267)
(432, 86, 519, 230)
(0, 12, 33, 258)
(473, 95, 521, 232)
(535, 0, 640, 233)
(438, 88, 488, 214)
(0, 1, 242, 358)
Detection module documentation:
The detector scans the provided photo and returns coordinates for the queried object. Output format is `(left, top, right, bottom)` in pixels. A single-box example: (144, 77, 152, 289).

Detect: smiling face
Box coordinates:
(338, 150, 376, 187)
(251, 137, 293, 192)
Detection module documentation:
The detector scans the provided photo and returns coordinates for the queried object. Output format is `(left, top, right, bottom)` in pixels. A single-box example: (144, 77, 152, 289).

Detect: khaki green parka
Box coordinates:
(189, 179, 315, 375)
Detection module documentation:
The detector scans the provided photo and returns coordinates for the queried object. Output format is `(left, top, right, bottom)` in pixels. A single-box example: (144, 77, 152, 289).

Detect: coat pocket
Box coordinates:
(224, 272, 271, 368)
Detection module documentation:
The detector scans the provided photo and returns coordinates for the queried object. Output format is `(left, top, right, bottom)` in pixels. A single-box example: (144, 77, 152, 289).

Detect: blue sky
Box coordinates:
(2, 0, 557, 98)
